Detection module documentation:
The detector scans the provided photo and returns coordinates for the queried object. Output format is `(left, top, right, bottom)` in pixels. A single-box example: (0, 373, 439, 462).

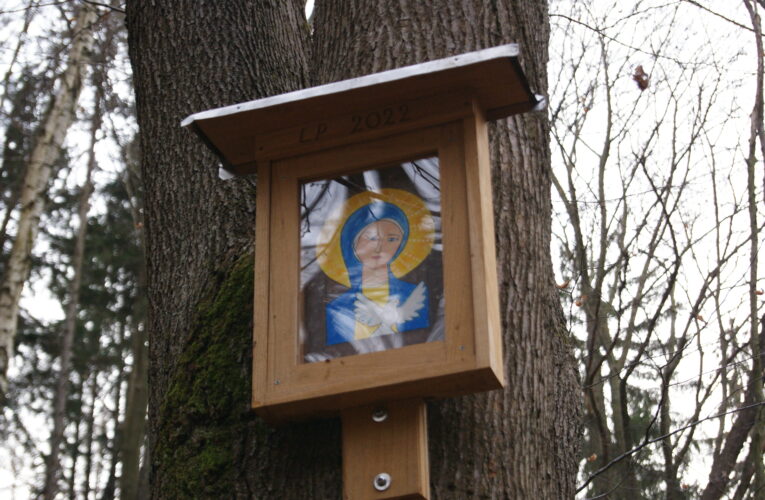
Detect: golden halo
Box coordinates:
(316, 188, 435, 287)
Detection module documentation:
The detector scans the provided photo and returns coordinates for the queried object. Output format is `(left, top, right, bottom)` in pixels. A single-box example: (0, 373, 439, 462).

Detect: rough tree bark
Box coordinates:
(126, 1, 581, 498)
(0, 3, 97, 401)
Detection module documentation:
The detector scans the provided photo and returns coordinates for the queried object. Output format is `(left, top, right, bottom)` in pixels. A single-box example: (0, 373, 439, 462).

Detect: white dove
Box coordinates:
(354, 282, 427, 336)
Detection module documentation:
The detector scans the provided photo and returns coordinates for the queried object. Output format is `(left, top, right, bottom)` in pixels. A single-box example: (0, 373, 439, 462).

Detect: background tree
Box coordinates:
(0, 2, 146, 497)
(0, 3, 97, 399)
(548, 0, 765, 497)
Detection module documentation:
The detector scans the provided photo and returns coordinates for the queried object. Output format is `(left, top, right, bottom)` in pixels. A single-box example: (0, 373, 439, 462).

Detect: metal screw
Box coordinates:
(372, 408, 388, 423)
(458, 345, 465, 351)
(274, 379, 280, 385)
(373, 473, 391, 491)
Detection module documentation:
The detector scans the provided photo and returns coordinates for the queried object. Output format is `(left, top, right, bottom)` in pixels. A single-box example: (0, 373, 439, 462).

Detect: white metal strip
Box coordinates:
(181, 43, 520, 127)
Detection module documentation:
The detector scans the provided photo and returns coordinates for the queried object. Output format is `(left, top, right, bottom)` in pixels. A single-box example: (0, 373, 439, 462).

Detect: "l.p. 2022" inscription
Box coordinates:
(350, 104, 410, 134)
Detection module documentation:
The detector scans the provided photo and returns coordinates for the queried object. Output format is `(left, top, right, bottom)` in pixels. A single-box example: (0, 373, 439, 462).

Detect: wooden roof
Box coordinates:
(182, 44, 542, 175)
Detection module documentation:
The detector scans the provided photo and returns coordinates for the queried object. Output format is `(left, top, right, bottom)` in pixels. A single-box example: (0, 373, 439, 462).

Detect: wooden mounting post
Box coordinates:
(341, 399, 430, 500)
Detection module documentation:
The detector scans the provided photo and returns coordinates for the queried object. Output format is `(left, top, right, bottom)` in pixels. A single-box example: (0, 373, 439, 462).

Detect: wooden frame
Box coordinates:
(252, 105, 503, 421)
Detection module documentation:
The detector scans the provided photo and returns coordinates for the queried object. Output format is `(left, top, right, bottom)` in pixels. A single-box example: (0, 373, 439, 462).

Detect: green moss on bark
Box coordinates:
(153, 256, 259, 497)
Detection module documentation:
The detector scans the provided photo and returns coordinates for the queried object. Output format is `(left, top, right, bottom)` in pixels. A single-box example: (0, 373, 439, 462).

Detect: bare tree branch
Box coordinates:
(577, 400, 765, 493)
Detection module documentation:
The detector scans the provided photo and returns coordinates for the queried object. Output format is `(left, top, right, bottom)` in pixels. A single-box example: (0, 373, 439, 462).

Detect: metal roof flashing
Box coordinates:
(182, 44, 542, 176)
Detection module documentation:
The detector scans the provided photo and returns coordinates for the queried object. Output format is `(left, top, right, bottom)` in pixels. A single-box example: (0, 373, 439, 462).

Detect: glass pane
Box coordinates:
(299, 156, 444, 362)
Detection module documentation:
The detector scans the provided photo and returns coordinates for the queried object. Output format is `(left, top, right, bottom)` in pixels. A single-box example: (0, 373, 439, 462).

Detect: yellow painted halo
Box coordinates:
(316, 188, 435, 287)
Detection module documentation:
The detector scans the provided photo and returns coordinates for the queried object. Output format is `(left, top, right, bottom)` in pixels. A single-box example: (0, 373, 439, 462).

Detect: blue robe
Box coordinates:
(325, 277, 429, 346)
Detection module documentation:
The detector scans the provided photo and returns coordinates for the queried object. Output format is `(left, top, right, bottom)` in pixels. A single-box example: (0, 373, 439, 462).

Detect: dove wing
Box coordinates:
(354, 293, 383, 326)
(397, 282, 427, 323)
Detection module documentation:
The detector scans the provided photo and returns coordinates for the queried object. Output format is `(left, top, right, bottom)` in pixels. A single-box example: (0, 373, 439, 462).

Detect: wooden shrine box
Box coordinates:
(183, 44, 541, 421)
(183, 44, 541, 499)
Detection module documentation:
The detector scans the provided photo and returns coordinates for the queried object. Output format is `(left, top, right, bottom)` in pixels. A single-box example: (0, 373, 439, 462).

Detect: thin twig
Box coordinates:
(81, 0, 125, 14)
(680, 0, 762, 34)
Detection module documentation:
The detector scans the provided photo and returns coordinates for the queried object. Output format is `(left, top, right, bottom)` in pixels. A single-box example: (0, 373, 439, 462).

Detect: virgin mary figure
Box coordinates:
(317, 189, 435, 346)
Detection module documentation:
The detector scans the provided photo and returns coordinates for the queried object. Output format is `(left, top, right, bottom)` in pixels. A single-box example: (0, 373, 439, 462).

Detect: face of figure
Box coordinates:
(353, 219, 404, 271)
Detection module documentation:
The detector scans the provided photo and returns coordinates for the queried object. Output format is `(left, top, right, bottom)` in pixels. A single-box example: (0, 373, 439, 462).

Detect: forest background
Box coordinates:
(0, 0, 763, 499)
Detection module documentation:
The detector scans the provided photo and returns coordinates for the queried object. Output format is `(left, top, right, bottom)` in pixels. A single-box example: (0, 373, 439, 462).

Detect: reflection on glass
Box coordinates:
(299, 157, 444, 362)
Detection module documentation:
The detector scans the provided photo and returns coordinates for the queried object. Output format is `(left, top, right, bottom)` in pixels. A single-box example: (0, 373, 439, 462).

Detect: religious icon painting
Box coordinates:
(299, 156, 445, 362)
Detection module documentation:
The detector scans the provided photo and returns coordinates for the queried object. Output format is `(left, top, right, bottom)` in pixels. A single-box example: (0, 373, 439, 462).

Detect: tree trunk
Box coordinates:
(102, 322, 127, 500)
(117, 140, 149, 500)
(42, 68, 101, 499)
(119, 312, 148, 500)
(0, 3, 97, 401)
(81, 374, 98, 500)
(126, 1, 580, 498)
(700, 369, 760, 500)
(67, 378, 85, 500)
(742, 1, 765, 494)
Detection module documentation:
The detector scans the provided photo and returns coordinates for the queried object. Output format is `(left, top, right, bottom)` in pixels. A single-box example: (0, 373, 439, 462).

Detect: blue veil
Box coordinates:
(339, 201, 409, 289)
